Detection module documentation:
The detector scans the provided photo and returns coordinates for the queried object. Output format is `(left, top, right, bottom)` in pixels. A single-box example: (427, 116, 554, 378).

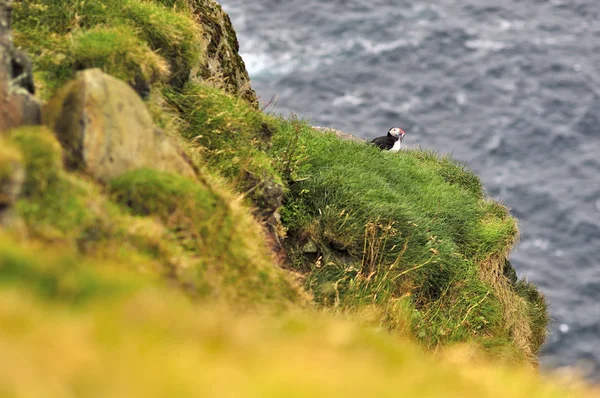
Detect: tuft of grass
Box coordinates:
(71, 25, 170, 92)
(13, 0, 124, 99)
(108, 168, 304, 306)
(13, 0, 201, 100)
(0, 139, 24, 203)
(9, 126, 98, 237)
(165, 82, 284, 216)
(122, 0, 203, 88)
(515, 279, 549, 356)
(270, 120, 545, 360)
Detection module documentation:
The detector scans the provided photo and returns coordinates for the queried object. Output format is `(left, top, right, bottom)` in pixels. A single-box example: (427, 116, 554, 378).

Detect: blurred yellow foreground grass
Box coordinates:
(0, 238, 593, 398)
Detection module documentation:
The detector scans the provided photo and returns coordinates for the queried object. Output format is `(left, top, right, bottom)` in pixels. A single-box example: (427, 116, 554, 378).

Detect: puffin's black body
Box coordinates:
(371, 134, 399, 150)
(371, 127, 405, 151)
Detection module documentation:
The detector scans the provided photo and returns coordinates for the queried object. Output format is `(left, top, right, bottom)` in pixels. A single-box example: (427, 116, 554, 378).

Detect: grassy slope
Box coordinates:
(0, 237, 588, 398)
(271, 121, 547, 361)
(6, 126, 303, 307)
(2, 0, 576, 395)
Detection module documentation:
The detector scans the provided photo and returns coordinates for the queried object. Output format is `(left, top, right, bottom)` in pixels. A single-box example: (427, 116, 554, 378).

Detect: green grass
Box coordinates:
(71, 25, 169, 93)
(270, 120, 546, 360)
(108, 168, 303, 306)
(13, 0, 202, 99)
(165, 82, 284, 216)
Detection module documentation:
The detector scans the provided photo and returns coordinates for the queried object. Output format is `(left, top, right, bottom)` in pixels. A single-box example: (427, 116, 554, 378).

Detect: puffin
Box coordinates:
(371, 127, 406, 152)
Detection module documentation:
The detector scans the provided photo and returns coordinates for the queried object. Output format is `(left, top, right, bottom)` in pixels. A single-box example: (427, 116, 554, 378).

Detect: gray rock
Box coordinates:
(0, 0, 41, 134)
(249, 175, 284, 220)
(302, 240, 319, 254)
(188, 0, 258, 107)
(43, 69, 196, 182)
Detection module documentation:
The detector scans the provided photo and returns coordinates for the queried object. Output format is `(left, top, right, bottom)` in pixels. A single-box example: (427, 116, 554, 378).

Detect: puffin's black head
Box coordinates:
(388, 127, 406, 141)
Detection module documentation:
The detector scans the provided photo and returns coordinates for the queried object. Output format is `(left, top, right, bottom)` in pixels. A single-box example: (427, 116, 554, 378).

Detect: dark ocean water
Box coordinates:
(220, 0, 600, 378)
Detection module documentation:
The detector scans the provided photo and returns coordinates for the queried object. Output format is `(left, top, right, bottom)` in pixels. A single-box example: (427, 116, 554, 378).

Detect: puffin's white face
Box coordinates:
(388, 127, 406, 139)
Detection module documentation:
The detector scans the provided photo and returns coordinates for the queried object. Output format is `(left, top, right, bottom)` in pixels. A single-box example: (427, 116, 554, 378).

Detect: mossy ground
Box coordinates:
(2, 0, 571, 395)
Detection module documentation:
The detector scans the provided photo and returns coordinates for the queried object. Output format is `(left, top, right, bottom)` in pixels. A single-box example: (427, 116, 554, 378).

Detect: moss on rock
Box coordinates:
(157, 0, 258, 105)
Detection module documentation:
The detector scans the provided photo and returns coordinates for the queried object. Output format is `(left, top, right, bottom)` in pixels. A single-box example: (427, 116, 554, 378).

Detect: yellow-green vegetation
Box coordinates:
(165, 83, 284, 216)
(4, 0, 574, 395)
(109, 168, 300, 304)
(13, 0, 201, 98)
(6, 126, 302, 307)
(0, 238, 589, 397)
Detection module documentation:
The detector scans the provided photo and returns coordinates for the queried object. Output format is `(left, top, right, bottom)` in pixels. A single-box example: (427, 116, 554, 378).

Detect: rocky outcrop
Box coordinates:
(188, 0, 258, 106)
(0, 0, 40, 133)
(43, 69, 196, 182)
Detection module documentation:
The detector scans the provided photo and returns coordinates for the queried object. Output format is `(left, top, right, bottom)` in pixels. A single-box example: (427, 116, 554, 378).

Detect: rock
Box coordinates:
(249, 176, 284, 220)
(503, 258, 518, 285)
(0, 0, 41, 133)
(0, 138, 25, 229)
(188, 0, 258, 107)
(302, 240, 319, 254)
(43, 69, 196, 182)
